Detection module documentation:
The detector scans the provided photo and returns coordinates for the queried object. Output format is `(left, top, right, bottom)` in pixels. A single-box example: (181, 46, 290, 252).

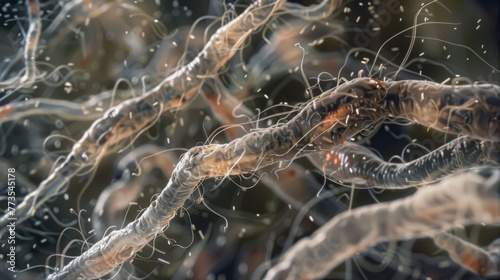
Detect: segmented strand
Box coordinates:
(264, 170, 500, 279)
(0, 0, 41, 90)
(309, 137, 499, 188)
(46, 77, 500, 279)
(3, 0, 338, 236)
(433, 232, 500, 276)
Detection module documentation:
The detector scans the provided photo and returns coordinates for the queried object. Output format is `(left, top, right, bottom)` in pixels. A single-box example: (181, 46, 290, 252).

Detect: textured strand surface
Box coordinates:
(265, 170, 500, 279)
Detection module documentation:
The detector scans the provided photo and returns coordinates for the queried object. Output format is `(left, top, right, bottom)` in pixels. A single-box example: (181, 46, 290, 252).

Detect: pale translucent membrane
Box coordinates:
(265, 170, 500, 279)
(0, 1, 498, 279)
(47, 76, 499, 279)
(0, 0, 339, 237)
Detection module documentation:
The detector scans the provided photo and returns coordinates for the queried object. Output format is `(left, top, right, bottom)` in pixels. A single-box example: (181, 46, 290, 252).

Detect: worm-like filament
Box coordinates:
(309, 137, 499, 188)
(46, 76, 500, 279)
(0, 88, 134, 124)
(1, 1, 499, 279)
(264, 169, 500, 279)
(433, 232, 500, 276)
(0, 0, 41, 90)
(0, 0, 340, 236)
(92, 145, 177, 239)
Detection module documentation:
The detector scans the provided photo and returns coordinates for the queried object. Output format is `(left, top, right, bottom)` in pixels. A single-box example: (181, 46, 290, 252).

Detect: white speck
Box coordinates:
(64, 82, 72, 94)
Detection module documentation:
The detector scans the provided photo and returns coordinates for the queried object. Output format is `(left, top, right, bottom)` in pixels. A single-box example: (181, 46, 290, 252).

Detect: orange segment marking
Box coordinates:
(0, 105, 14, 117)
(462, 253, 483, 274)
(319, 105, 353, 131)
